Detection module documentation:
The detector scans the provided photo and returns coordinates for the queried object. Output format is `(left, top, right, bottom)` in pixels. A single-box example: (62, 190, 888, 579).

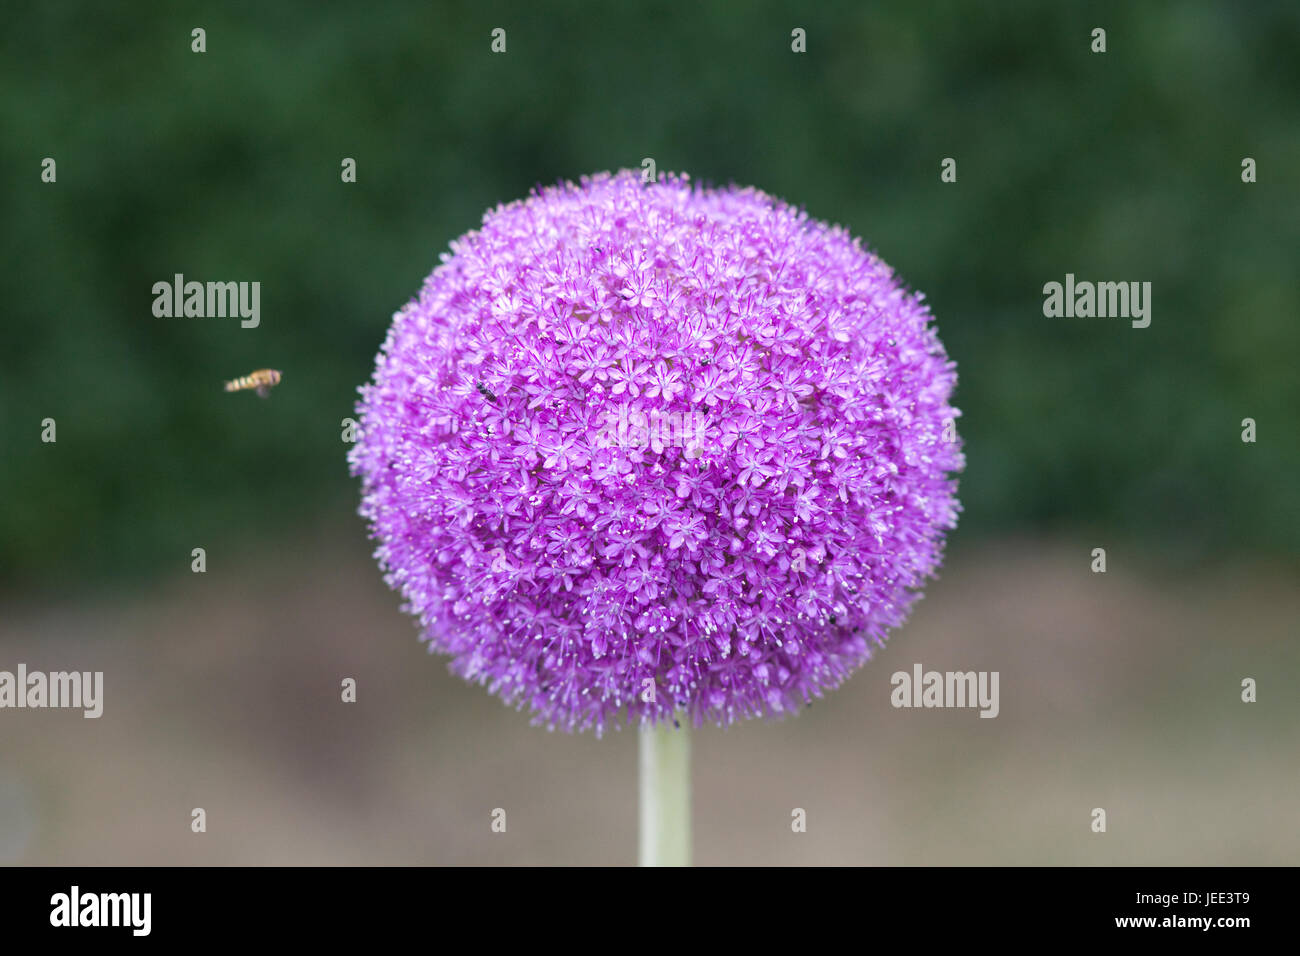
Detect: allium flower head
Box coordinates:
(350, 170, 963, 733)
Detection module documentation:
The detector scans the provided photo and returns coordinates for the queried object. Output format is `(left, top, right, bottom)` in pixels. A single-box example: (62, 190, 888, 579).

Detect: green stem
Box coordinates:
(638, 718, 691, 866)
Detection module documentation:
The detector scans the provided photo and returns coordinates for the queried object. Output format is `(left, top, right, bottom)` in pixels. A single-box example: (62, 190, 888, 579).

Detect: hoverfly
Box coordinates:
(224, 368, 282, 398)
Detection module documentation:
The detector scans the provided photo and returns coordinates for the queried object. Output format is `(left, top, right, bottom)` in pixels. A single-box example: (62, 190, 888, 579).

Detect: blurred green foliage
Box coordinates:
(2, 0, 1297, 587)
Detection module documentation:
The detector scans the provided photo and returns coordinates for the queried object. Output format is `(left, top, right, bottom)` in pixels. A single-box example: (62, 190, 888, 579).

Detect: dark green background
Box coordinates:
(3, 0, 1297, 589)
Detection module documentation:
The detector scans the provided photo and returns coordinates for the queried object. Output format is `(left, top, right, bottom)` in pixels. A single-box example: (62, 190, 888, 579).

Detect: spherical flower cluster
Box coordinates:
(350, 170, 963, 734)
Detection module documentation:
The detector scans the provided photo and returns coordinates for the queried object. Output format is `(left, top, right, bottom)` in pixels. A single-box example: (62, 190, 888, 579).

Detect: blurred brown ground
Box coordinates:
(1, 533, 1296, 866)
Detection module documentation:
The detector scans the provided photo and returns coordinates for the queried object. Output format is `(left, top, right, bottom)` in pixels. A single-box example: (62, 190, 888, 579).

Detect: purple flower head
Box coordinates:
(350, 170, 963, 734)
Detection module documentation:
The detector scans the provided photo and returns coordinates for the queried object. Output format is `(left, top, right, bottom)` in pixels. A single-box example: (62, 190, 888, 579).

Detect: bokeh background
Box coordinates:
(1, 0, 1296, 864)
